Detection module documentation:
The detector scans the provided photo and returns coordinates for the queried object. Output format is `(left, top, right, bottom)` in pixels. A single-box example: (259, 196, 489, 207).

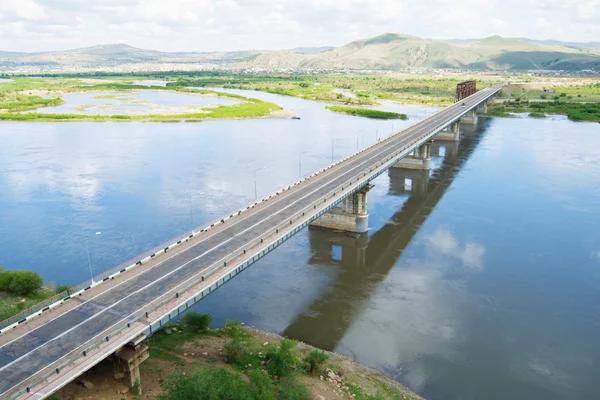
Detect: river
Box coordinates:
(0, 88, 599, 400)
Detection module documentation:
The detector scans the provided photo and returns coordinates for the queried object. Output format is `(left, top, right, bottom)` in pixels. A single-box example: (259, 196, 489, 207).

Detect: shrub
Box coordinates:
(276, 377, 310, 400)
(181, 311, 212, 332)
(266, 338, 299, 378)
(55, 285, 70, 294)
(223, 321, 251, 364)
(247, 369, 276, 400)
(158, 368, 256, 400)
(0, 271, 14, 292)
(9, 271, 43, 296)
(304, 349, 329, 374)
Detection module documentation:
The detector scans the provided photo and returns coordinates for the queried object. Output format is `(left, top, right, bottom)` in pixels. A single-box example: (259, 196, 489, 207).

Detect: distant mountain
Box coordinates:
(291, 46, 335, 54)
(236, 33, 600, 71)
(2, 35, 599, 72)
(512, 38, 600, 49)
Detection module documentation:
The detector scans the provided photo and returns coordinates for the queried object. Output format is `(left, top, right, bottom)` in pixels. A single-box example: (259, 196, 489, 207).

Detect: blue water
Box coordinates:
(1, 88, 599, 399)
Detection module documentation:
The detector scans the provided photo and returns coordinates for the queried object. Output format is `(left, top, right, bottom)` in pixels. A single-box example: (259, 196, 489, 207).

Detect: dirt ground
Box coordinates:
(54, 325, 422, 400)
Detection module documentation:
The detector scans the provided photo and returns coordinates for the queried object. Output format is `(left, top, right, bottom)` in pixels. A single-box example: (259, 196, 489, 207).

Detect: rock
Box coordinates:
(184, 353, 187, 356)
(191, 353, 195, 356)
(79, 380, 94, 389)
(120, 388, 129, 395)
(165, 329, 172, 335)
(172, 327, 177, 332)
(263, 342, 269, 346)
(241, 322, 245, 326)
(113, 372, 125, 380)
(202, 352, 208, 357)
(318, 396, 325, 400)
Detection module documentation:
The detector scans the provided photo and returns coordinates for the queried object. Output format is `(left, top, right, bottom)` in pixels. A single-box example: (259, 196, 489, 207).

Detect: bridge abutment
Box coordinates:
(391, 141, 432, 170)
(311, 185, 372, 233)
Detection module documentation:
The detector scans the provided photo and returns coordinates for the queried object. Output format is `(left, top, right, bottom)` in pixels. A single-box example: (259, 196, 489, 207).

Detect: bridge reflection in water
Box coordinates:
(283, 121, 489, 351)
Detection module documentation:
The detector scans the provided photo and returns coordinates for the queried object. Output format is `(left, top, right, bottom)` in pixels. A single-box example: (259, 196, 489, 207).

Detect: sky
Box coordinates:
(0, 0, 599, 52)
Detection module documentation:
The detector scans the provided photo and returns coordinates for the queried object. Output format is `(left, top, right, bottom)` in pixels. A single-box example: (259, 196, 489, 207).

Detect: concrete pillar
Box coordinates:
(115, 343, 149, 395)
(391, 141, 432, 170)
(460, 109, 477, 124)
(477, 102, 488, 114)
(436, 122, 460, 141)
(311, 185, 373, 233)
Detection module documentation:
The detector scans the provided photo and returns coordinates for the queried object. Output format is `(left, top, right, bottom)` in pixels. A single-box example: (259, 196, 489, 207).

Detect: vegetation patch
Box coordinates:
(487, 99, 600, 122)
(326, 105, 408, 119)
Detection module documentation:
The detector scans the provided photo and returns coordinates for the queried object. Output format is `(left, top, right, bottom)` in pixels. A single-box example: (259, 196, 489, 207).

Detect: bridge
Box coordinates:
(0, 85, 501, 399)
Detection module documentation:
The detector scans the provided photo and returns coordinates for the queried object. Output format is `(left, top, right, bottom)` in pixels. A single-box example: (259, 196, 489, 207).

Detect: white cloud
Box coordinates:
(0, 0, 598, 52)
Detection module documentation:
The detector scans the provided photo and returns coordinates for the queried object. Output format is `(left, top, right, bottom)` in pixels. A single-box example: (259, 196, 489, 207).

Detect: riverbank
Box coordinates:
(484, 98, 600, 121)
(53, 318, 422, 400)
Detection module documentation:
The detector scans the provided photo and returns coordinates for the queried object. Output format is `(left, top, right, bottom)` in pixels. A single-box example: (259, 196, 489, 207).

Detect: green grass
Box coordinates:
(0, 78, 281, 121)
(529, 112, 546, 118)
(326, 106, 407, 119)
(0, 288, 57, 322)
(487, 99, 600, 121)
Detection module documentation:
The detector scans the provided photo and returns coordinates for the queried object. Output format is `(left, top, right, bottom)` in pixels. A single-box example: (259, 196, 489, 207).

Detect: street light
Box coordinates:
(254, 167, 266, 200)
(85, 232, 101, 285)
(298, 152, 308, 178)
(356, 129, 363, 151)
(331, 139, 343, 163)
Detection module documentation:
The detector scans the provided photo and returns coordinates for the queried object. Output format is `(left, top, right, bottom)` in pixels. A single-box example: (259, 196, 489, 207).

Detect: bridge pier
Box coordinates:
(477, 101, 488, 113)
(114, 341, 149, 395)
(391, 141, 432, 170)
(461, 109, 477, 124)
(311, 185, 372, 233)
(435, 122, 460, 141)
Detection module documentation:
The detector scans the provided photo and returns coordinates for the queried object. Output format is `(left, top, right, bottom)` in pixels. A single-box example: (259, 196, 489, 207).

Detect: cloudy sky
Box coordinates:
(0, 0, 598, 52)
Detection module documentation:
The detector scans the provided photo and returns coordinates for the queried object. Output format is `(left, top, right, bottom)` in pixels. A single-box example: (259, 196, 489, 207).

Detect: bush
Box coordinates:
(247, 369, 276, 400)
(9, 271, 43, 296)
(158, 368, 256, 400)
(276, 377, 310, 400)
(55, 285, 70, 294)
(0, 271, 14, 292)
(181, 311, 212, 332)
(304, 349, 329, 374)
(222, 320, 251, 364)
(266, 338, 299, 378)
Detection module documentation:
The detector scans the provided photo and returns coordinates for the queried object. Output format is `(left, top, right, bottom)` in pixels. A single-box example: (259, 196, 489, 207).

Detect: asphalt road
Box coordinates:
(0, 85, 501, 397)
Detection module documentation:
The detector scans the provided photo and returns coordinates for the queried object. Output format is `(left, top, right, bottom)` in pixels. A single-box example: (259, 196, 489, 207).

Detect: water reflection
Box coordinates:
(283, 123, 486, 352)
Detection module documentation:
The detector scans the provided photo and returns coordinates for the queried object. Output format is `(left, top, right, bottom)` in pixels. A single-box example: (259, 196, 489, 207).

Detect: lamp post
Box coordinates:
(254, 167, 265, 200)
(298, 152, 308, 178)
(356, 129, 363, 151)
(85, 232, 101, 284)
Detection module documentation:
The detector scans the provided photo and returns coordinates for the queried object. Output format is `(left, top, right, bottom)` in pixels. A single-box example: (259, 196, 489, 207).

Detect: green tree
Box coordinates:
(266, 338, 299, 377)
(181, 311, 212, 332)
(8, 271, 43, 296)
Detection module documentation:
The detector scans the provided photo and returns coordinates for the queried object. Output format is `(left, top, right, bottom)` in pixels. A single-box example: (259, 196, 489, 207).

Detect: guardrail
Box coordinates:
(5, 87, 502, 399)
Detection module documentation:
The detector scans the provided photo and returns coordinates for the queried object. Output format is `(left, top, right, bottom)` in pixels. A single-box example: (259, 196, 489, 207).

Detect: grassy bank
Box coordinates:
(0, 78, 281, 121)
(486, 99, 600, 122)
(55, 313, 422, 400)
(326, 106, 407, 119)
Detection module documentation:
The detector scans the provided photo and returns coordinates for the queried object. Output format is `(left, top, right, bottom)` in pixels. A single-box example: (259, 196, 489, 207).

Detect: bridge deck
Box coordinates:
(0, 85, 501, 399)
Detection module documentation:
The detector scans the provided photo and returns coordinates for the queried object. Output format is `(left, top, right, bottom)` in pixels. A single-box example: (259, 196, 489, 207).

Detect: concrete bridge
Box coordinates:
(0, 85, 500, 399)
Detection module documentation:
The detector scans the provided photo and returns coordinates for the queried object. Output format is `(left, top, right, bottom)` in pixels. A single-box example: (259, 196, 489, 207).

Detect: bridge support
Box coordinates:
(435, 122, 460, 141)
(391, 141, 431, 170)
(477, 101, 488, 114)
(114, 342, 149, 395)
(311, 185, 372, 233)
(461, 109, 477, 124)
